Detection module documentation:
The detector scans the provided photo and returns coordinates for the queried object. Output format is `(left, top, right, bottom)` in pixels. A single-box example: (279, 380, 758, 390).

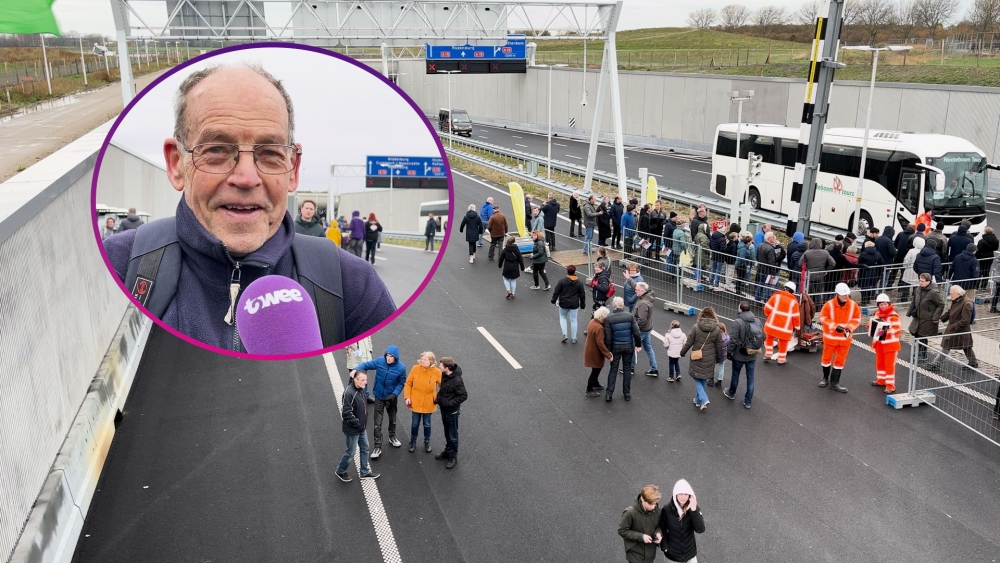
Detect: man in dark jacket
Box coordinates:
(875, 226, 897, 287)
(632, 283, 658, 377)
(725, 301, 760, 408)
(913, 238, 943, 281)
(858, 241, 884, 302)
(294, 200, 325, 236)
(662, 212, 677, 257)
(951, 243, 981, 300)
(786, 232, 805, 271)
(708, 227, 727, 288)
(976, 226, 999, 284)
(551, 265, 587, 343)
(569, 191, 583, 237)
(118, 207, 144, 231)
(619, 486, 662, 563)
(541, 193, 560, 251)
(351, 345, 407, 459)
(604, 297, 642, 402)
(909, 223, 928, 249)
(928, 222, 949, 262)
(336, 371, 379, 482)
(610, 195, 625, 249)
(479, 197, 495, 247)
(690, 205, 709, 240)
(754, 232, 779, 303)
(487, 206, 508, 261)
(434, 357, 468, 469)
(948, 224, 974, 263)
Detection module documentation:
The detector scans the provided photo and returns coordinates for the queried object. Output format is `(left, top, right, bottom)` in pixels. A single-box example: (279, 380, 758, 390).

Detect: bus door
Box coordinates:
(896, 167, 921, 229)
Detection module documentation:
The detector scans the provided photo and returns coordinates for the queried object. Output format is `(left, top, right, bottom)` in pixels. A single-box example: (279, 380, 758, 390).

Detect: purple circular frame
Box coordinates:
(91, 42, 454, 361)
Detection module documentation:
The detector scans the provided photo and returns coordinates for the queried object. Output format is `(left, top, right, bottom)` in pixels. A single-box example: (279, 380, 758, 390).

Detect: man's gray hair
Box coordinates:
(636, 282, 649, 293)
(765, 232, 777, 243)
(173, 63, 295, 145)
(612, 296, 625, 310)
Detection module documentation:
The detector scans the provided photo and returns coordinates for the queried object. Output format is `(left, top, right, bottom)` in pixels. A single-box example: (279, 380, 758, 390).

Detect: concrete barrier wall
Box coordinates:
(396, 60, 1000, 164)
(0, 122, 142, 563)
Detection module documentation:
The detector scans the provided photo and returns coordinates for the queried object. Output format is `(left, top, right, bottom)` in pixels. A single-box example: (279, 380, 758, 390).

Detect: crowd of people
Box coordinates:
(337, 344, 469, 481)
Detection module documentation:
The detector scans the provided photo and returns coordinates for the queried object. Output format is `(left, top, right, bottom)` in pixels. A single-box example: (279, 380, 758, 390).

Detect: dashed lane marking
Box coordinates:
(477, 326, 523, 369)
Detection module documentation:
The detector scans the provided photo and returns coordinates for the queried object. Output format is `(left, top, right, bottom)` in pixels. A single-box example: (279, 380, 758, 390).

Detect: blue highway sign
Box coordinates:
(366, 156, 447, 179)
(426, 34, 526, 60)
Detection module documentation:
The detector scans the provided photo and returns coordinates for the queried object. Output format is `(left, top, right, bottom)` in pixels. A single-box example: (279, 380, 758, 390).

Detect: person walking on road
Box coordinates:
(663, 320, 686, 382)
(681, 307, 725, 411)
(424, 213, 439, 252)
(434, 357, 467, 469)
(347, 210, 366, 258)
(498, 235, 524, 299)
(552, 264, 587, 343)
(907, 273, 944, 361)
(633, 282, 659, 377)
(459, 204, 484, 264)
(869, 293, 902, 393)
(404, 351, 442, 454)
(584, 306, 613, 397)
(657, 479, 705, 563)
(479, 197, 495, 247)
(710, 322, 729, 388)
(604, 297, 642, 402)
(350, 345, 407, 460)
(927, 285, 979, 370)
(763, 282, 801, 365)
(487, 205, 508, 261)
(541, 193, 560, 251)
(818, 283, 862, 392)
(529, 230, 551, 290)
(619, 485, 663, 563)
(365, 213, 383, 264)
(335, 371, 379, 482)
(582, 194, 600, 254)
(724, 301, 762, 408)
(569, 190, 583, 238)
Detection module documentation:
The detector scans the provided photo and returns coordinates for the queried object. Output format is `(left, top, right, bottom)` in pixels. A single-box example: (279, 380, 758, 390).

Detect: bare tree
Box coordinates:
(720, 4, 753, 30)
(842, 0, 863, 24)
(687, 8, 718, 29)
(895, 0, 920, 40)
(793, 0, 824, 24)
(754, 5, 787, 37)
(914, 0, 960, 36)
(968, 0, 1000, 33)
(856, 0, 897, 44)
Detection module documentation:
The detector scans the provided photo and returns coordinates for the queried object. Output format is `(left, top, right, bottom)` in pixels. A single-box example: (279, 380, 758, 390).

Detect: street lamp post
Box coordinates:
(729, 90, 754, 228)
(843, 45, 912, 234)
(79, 36, 88, 86)
(539, 63, 569, 180)
(441, 70, 460, 148)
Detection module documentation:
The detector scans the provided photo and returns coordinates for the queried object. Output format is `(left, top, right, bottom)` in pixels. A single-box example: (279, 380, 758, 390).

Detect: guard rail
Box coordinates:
(441, 132, 844, 241)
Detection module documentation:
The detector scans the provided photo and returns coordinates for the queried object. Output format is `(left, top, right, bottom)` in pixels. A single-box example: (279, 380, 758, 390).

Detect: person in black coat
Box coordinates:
(497, 235, 524, 299)
(976, 226, 999, 289)
(858, 241, 884, 302)
(610, 196, 625, 249)
(913, 238, 943, 282)
(569, 191, 583, 237)
(423, 213, 439, 252)
(459, 204, 485, 263)
(951, 243, 981, 294)
(948, 224, 974, 263)
(893, 225, 913, 265)
(658, 479, 705, 563)
(597, 200, 612, 247)
(708, 228, 727, 288)
(541, 194, 560, 251)
(434, 357, 468, 469)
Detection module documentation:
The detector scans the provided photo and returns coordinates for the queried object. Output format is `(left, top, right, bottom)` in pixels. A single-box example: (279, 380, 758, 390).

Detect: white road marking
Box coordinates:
(375, 256, 388, 261)
(554, 143, 567, 147)
(511, 135, 522, 138)
(477, 326, 523, 369)
(322, 353, 403, 563)
(649, 172, 662, 177)
(565, 154, 582, 159)
(452, 170, 570, 223)
(515, 143, 529, 148)
(691, 169, 711, 175)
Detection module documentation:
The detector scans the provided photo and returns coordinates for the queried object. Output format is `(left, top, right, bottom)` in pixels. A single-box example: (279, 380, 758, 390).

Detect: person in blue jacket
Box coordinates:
(621, 204, 637, 257)
(350, 345, 408, 460)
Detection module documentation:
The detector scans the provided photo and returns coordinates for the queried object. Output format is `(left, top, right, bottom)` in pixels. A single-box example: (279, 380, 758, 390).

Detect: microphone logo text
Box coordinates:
(243, 288, 304, 315)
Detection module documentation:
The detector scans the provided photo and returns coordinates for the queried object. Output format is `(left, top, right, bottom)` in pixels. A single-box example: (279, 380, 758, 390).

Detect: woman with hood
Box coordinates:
(497, 235, 525, 300)
(693, 223, 710, 285)
(619, 485, 663, 563)
(913, 235, 943, 282)
(787, 231, 805, 271)
(657, 479, 705, 563)
(459, 204, 484, 264)
(869, 293, 903, 393)
(900, 236, 925, 300)
(680, 307, 726, 410)
(907, 273, 944, 361)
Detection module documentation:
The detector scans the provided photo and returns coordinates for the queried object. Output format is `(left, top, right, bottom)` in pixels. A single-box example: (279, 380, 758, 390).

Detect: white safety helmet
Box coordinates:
(784, 281, 797, 292)
(876, 293, 891, 303)
(835, 283, 851, 296)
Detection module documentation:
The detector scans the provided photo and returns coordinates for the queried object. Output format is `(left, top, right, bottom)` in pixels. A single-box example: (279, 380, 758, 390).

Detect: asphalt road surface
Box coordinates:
(74, 172, 1000, 562)
(362, 242, 440, 308)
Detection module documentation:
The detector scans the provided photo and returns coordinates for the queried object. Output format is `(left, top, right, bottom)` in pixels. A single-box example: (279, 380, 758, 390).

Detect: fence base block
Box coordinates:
(887, 390, 936, 409)
(663, 302, 696, 316)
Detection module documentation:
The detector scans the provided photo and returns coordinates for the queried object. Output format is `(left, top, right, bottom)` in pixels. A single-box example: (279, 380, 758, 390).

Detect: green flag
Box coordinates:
(0, 0, 60, 36)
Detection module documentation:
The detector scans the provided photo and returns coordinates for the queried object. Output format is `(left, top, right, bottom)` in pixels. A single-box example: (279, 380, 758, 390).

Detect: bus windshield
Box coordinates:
(924, 152, 988, 210)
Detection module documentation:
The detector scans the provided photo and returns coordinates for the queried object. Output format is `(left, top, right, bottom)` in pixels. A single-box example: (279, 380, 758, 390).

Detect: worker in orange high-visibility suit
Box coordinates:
(869, 293, 902, 393)
(914, 211, 933, 234)
(818, 283, 862, 393)
(763, 281, 801, 365)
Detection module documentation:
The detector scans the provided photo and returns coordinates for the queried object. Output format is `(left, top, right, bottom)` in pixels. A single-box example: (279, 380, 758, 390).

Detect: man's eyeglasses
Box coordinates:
(180, 142, 301, 175)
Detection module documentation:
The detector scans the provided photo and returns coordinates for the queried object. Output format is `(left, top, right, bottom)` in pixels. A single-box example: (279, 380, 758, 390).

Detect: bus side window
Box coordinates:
(716, 132, 737, 158)
(753, 136, 776, 164)
(898, 172, 920, 215)
(780, 138, 797, 167)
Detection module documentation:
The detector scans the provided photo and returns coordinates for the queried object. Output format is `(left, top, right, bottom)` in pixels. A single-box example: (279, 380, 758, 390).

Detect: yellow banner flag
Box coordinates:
(645, 175, 658, 208)
(509, 182, 527, 238)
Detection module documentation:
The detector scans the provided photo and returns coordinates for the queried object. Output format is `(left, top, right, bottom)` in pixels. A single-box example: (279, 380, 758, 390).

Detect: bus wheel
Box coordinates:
(851, 210, 874, 235)
(748, 188, 761, 210)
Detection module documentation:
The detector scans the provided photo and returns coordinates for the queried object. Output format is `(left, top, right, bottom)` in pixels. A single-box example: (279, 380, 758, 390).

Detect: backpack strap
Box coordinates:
(292, 235, 347, 347)
(124, 217, 181, 319)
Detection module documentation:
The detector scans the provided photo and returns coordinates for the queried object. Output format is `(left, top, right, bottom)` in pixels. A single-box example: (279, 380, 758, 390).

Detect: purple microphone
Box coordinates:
(236, 275, 323, 355)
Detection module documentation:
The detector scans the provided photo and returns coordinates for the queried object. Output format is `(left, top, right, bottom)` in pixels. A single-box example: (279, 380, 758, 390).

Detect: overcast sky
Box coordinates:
(55, 0, 982, 37)
(110, 46, 439, 193)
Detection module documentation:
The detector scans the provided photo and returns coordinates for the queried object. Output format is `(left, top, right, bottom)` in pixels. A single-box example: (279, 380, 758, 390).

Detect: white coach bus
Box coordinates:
(709, 123, 989, 237)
